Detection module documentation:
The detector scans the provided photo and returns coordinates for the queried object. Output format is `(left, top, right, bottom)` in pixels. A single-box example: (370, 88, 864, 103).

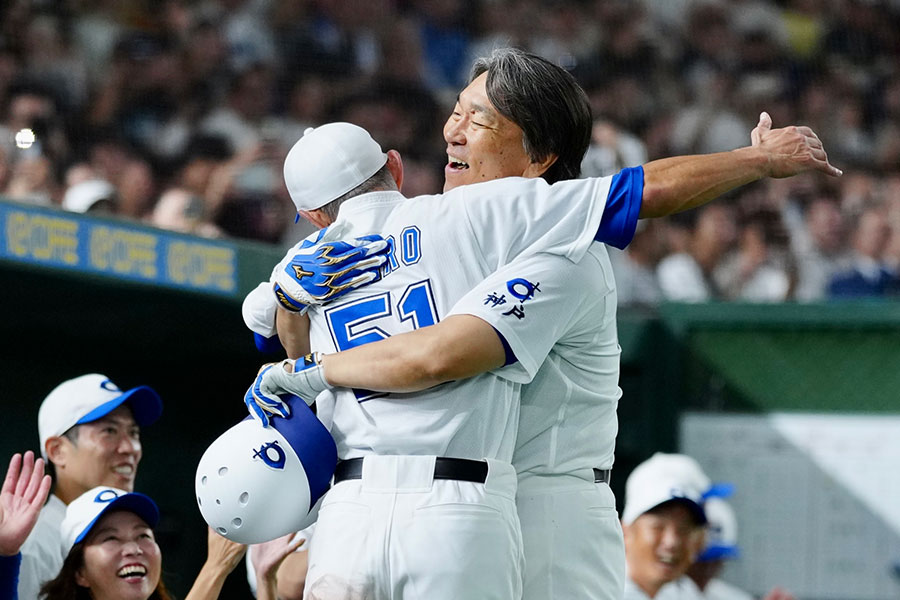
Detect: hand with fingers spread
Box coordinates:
(751, 111, 843, 179)
(272, 226, 389, 314)
(0, 451, 51, 557)
(251, 533, 306, 600)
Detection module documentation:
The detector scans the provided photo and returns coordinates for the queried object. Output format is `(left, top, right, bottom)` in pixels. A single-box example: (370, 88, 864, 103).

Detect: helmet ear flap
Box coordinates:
(195, 400, 336, 543)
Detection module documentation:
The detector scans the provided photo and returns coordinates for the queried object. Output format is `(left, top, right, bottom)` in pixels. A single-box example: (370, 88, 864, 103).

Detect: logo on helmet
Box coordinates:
(252, 440, 286, 470)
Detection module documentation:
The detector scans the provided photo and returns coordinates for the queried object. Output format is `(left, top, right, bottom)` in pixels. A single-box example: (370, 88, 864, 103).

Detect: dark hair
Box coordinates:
(317, 163, 397, 221)
(40, 536, 172, 600)
(471, 47, 593, 184)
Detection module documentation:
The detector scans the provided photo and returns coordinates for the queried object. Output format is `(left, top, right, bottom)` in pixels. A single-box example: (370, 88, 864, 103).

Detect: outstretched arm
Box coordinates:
(640, 112, 841, 218)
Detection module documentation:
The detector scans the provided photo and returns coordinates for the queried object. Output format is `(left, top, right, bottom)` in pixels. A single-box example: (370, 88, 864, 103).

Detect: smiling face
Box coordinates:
(623, 502, 706, 597)
(55, 405, 143, 498)
(76, 510, 161, 600)
(442, 72, 548, 192)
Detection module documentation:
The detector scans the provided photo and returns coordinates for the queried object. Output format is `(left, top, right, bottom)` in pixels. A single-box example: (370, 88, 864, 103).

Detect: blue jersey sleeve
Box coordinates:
(492, 326, 518, 367)
(0, 553, 21, 600)
(595, 166, 643, 249)
(253, 332, 284, 355)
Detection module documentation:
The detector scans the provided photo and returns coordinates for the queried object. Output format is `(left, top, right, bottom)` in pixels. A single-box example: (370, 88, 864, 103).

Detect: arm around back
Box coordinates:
(321, 314, 507, 393)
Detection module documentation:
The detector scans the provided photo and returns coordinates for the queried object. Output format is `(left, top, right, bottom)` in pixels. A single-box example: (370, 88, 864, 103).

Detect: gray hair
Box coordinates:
(471, 47, 592, 184)
(316, 163, 397, 221)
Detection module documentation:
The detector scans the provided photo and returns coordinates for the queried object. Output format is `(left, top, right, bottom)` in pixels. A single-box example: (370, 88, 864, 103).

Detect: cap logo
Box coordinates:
(100, 379, 121, 393)
(94, 489, 120, 504)
(252, 441, 286, 470)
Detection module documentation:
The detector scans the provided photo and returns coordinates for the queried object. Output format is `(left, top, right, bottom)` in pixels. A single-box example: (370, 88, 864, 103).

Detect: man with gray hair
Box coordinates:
(246, 48, 839, 599)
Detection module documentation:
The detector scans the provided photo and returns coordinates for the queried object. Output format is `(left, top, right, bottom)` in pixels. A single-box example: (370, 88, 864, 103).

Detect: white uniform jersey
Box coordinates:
(448, 242, 621, 480)
(290, 175, 615, 461)
(18, 494, 66, 599)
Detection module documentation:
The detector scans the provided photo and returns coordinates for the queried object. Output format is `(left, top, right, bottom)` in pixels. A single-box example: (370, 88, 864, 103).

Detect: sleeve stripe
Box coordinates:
(595, 166, 644, 250)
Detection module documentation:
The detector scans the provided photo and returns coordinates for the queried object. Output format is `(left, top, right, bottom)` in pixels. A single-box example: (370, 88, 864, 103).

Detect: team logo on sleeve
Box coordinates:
(483, 278, 541, 320)
(252, 440, 286, 470)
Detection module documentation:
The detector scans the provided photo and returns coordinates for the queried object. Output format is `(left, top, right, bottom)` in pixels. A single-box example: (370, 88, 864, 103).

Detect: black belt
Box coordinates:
(333, 457, 489, 484)
(593, 468, 612, 484)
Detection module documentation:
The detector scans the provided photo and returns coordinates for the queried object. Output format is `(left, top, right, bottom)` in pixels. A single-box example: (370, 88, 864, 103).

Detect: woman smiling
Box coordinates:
(40, 486, 171, 600)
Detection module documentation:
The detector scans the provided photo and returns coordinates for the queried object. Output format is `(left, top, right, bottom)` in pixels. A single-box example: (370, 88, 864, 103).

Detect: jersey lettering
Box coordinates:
(382, 236, 399, 276)
(325, 279, 439, 401)
(400, 226, 421, 265)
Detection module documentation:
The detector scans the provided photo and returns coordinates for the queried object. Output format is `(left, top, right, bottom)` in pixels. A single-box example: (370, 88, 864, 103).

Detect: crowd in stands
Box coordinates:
(1, 0, 899, 301)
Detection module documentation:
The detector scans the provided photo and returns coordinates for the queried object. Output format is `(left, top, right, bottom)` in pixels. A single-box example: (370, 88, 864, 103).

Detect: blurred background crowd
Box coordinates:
(1, 0, 900, 303)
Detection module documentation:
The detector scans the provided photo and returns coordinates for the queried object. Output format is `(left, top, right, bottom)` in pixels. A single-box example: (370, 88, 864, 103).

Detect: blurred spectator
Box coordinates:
(872, 74, 900, 172)
(150, 187, 224, 238)
(670, 68, 749, 156)
(200, 61, 276, 153)
(0, 81, 68, 205)
(413, 0, 471, 95)
(828, 204, 900, 298)
(610, 220, 669, 307)
(792, 192, 851, 301)
(61, 178, 117, 215)
(581, 118, 648, 178)
(0, 0, 896, 259)
(714, 205, 794, 302)
(657, 204, 737, 302)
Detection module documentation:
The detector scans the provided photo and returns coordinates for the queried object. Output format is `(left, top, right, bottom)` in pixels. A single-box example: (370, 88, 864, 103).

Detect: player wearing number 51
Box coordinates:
(243, 119, 652, 599)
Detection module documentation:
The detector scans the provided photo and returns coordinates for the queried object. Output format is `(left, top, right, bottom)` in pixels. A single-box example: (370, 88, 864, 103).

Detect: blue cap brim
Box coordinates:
(655, 498, 708, 525)
(76, 386, 162, 427)
(703, 482, 735, 499)
(74, 492, 160, 546)
(699, 544, 739, 562)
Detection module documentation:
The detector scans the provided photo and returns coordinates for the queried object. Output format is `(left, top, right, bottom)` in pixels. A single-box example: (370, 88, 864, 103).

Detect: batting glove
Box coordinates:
(245, 354, 331, 427)
(272, 227, 389, 314)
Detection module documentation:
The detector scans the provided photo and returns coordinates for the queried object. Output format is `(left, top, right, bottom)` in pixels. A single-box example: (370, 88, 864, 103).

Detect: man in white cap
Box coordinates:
(658, 498, 796, 600)
(248, 119, 626, 600)
(620, 453, 710, 600)
(245, 48, 840, 600)
(17, 374, 162, 599)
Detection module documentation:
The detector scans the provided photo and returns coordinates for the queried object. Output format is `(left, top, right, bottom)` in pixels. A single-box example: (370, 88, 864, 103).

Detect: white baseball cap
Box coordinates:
(38, 374, 163, 459)
(61, 486, 160, 555)
(62, 179, 116, 213)
(283, 122, 388, 212)
(622, 453, 710, 526)
(698, 497, 740, 562)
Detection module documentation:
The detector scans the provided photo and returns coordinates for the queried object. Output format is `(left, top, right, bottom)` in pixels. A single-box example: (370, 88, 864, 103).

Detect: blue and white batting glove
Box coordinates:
(244, 354, 331, 427)
(245, 364, 291, 427)
(272, 227, 389, 314)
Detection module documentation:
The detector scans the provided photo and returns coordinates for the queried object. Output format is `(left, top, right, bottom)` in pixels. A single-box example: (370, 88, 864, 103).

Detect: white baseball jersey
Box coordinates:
(448, 246, 626, 600)
(287, 174, 619, 461)
(449, 243, 621, 479)
(17, 494, 66, 599)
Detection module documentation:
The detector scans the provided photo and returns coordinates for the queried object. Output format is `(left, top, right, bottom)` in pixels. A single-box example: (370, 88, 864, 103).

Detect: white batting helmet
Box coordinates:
(195, 396, 337, 543)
